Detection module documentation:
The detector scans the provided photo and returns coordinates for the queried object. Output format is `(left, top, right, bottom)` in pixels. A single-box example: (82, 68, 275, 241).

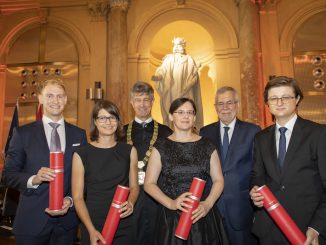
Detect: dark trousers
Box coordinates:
(216, 200, 257, 245)
(133, 186, 159, 245)
(15, 219, 77, 245)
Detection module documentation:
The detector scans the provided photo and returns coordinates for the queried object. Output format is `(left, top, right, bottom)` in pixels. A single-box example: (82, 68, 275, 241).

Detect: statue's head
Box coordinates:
(172, 37, 186, 54)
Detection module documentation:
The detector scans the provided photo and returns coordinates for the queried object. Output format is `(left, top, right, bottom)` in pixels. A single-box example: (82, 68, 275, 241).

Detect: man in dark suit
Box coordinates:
(122, 81, 172, 245)
(3, 79, 87, 245)
(200, 86, 260, 245)
(250, 76, 326, 245)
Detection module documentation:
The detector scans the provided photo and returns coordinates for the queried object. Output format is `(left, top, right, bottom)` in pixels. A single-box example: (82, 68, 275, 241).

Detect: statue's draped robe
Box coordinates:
(154, 53, 203, 129)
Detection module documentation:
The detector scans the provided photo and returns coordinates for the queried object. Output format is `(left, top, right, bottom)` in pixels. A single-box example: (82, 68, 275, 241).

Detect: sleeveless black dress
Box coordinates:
(154, 137, 229, 245)
(75, 142, 134, 245)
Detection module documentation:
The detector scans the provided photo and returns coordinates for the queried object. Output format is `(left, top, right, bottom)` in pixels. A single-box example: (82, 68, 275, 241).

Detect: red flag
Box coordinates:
(36, 103, 43, 121)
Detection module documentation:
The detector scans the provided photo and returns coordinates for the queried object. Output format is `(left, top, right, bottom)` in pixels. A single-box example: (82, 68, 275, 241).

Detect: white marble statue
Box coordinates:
(152, 37, 203, 129)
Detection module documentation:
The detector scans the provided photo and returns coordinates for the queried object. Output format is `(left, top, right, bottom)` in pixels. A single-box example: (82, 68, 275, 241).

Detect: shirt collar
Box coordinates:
(220, 117, 236, 130)
(276, 114, 297, 133)
(134, 117, 153, 124)
(42, 115, 64, 125)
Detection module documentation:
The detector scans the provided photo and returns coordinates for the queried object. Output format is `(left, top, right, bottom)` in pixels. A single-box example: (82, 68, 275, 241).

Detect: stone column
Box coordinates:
(259, 1, 279, 126)
(83, 1, 109, 135)
(237, 0, 265, 126)
(88, 0, 109, 87)
(0, 64, 7, 162)
(107, 0, 129, 122)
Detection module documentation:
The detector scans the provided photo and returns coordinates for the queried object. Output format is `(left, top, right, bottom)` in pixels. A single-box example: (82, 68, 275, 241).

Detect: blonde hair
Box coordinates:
(38, 78, 66, 94)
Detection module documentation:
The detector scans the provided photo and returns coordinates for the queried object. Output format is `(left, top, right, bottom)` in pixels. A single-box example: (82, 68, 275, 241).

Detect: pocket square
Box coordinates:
(72, 143, 80, 146)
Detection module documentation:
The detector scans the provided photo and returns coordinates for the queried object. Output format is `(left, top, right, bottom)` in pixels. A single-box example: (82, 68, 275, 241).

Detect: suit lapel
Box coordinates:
(265, 125, 282, 183)
(280, 117, 304, 178)
(64, 122, 72, 156)
(223, 119, 240, 171)
(34, 121, 51, 167)
(215, 122, 223, 162)
(35, 121, 50, 151)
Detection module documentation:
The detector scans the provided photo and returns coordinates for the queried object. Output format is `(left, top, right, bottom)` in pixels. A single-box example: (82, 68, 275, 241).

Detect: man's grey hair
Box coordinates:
(130, 81, 154, 100)
(215, 86, 239, 102)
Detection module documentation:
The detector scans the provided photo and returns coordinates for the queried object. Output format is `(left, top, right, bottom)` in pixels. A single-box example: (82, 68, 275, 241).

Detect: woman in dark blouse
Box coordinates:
(72, 100, 139, 245)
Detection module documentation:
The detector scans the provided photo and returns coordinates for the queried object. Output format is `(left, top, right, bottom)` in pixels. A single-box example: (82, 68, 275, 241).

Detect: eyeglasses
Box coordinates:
(214, 101, 238, 108)
(267, 96, 295, 105)
(133, 98, 153, 104)
(96, 116, 118, 123)
(173, 110, 195, 116)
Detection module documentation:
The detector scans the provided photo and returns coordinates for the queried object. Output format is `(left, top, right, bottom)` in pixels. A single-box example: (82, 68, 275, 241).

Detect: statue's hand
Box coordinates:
(151, 75, 162, 81)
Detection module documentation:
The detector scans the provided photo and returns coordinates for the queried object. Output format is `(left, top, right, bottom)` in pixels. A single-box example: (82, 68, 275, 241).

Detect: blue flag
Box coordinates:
(4, 103, 19, 155)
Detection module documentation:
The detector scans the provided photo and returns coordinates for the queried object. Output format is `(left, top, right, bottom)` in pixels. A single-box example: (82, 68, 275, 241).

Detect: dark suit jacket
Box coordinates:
(3, 120, 87, 236)
(200, 119, 260, 230)
(251, 117, 326, 241)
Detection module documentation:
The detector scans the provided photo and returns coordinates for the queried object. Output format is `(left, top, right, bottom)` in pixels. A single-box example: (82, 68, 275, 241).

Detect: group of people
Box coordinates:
(2, 76, 326, 245)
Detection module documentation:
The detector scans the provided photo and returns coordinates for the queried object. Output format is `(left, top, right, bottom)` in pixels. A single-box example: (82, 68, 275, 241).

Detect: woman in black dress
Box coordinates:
(72, 100, 139, 245)
(144, 98, 228, 245)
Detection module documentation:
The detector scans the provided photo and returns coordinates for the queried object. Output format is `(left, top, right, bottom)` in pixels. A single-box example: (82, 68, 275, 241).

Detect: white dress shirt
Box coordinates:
(135, 117, 153, 124)
(220, 118, 236, 145)
(27, 115, 66, 189)
(275, 114, 297, 157)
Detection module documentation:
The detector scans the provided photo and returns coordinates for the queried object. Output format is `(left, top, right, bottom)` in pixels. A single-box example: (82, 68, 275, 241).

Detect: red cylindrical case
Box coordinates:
(175, 177, 206, 240)
(257, 185, 306, 245)
(99, 185, 130, 245)
(49, 152, 64, 211)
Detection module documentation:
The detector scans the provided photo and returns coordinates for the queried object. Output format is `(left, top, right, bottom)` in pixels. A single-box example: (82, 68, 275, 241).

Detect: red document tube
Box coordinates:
(257, 185, 306, 245)
(49, 152, 64, 211)
(175, 177, 206, 240)
(99, 185, 130, 245)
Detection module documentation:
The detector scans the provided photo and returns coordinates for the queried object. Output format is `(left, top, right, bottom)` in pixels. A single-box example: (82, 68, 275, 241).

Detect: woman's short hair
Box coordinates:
(90, 100, 124, 141)
(169, 97, 197, 115)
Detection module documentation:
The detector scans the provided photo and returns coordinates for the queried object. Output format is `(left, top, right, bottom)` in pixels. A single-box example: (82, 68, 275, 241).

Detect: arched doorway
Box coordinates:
(128, 1, 238, 126)
(0, 16, 90, 157)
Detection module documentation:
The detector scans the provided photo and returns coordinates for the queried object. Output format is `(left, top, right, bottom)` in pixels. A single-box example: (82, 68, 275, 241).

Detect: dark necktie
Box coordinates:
(49, 122, 61, 152)
(277, 127, 287, 169)
(222, 126, 230, 161)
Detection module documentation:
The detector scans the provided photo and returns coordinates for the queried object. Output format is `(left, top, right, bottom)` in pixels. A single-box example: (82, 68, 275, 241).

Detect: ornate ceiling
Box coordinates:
(0, 0, 88, 15)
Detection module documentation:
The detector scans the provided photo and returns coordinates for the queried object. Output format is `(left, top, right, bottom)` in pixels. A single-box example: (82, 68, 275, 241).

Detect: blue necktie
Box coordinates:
(277, 127, 287, 169)
(222, 126, 230, 161)
(49, 122, 61, 152)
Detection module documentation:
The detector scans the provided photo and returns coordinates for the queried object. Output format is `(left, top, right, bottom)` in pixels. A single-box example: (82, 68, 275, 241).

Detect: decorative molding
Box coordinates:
(255, 0, 277, 11)
(235, 0, 277, 6)
(177, 0, 186, 5)
(88, 1, 109, 21)
(0, 64, 7, 73)
(39, 8, 49, 24)
(128, 1, 238, 54)
(109, 0, 129, 11)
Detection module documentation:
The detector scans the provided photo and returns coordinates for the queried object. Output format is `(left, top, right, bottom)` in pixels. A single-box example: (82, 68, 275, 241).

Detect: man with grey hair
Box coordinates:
(200, 86, 260, 245)
(122, 81, 172, 245)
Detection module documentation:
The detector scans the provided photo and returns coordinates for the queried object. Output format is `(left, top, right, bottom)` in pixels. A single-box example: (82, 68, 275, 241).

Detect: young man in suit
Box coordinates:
(3, 79, 87, 244)
(123, 81, 172, 245)
(250, 76, 326, 244)
(200, 86, 260, 245)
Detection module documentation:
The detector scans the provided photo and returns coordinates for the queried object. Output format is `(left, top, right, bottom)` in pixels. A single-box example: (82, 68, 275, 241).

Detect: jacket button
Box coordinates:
(281, 186, 285, 191)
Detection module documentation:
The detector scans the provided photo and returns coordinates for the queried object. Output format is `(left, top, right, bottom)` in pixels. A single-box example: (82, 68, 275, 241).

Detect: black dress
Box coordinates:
(121, 120, 172, 245)
(154, 137, 229, 245)
(75, 142, 134, 245)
